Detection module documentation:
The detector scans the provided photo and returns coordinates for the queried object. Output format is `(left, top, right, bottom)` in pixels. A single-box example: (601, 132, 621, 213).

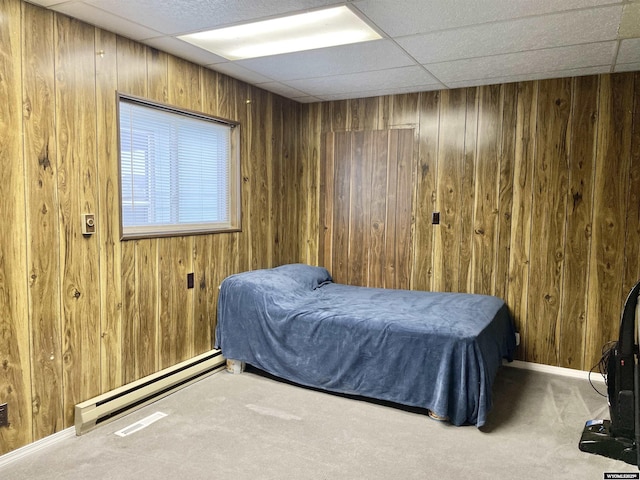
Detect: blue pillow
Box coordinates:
(272, 263, 333, 290)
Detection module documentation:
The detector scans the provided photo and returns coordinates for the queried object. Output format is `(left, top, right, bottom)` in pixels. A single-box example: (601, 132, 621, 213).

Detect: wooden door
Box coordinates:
(320, 129, 414, 289)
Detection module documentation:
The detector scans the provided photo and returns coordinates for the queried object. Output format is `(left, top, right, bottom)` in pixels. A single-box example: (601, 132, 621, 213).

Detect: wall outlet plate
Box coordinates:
(82, 213, 96, 235)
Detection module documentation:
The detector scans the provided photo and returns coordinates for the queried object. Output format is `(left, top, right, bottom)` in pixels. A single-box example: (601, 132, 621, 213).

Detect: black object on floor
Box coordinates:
(579, 279, 640, 468)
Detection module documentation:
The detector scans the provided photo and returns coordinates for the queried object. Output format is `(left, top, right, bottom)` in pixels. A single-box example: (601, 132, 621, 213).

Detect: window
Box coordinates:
(117, 93, 240, 239)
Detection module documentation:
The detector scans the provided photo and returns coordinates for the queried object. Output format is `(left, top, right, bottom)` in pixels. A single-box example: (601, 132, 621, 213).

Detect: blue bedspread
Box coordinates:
(215, 264, 516, 427)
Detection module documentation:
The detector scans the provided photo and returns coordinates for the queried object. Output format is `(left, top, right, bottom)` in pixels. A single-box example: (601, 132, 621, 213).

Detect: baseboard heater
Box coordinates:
(75, 349, 225, 435)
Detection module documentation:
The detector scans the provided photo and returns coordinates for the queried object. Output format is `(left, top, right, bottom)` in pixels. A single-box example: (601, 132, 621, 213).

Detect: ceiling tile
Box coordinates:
(210, 62, 275, 85)
(285, 66, 442, 96)
(318, 83, 442, 101)
(396, 6, 621, 64)
(236, 39, 415, 81)
(51, 2, 163, 40)
(443, 65, 611, 89)
(615, 62, 640, 73)
(144, 37, 227, 65)
(83, 0, 347, 35)
(254, 82, 310, 99)
(617, 38, 640, 64)
(354, 0, 621, 37)
(426, 42, 617, 83)
(291, 96, 324, 103)
(24, 0, 75, 7)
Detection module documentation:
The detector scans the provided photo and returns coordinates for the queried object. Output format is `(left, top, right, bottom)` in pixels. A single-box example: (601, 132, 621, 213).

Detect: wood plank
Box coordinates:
(377, 96, 391, 130)
(347, 97, 379, 131)
(558, 75, 598, 370)
(139, 44, 167, 372)
(319, 132, 335, 269)
(200, 67, 219, 116)
(0, 0, 32, 454)
(94, 27, 122, 393)
(267, 94, 290, 266)
(471, 84, 502, 295)
(248, 87, 271, 270)
(193, 235, 218, 355)
(412, 91, 440, 292)
(347, 131, 369, 285)
(120, 241, 137, 385)
(21, 2, 64, 442)
(394, 129, 414, 290)
(622, 72, 640, 311)
(194, 68, 223, 353)
(115, 37, 147, 96)
(281, 99, 300, 265)
(585, 73, 634, 369)
(222, 77, 242, 278)
(348, 98, 365, 131)
(272, 96, 286, 266)
(116, 33, 147, 385)
(507, 81, 538, 360)
(459, 87, 478, 293)
(215, 73, 234, 119)
(433, 89, 467, 292)
(191, 68, 216, 355)
(236, 83, 251, 273)
(331, 100, 348, 131)
(368, 131, 389, 288)
(147, 47, 168, 104)
(158, 237, 191, 367)
(332, 132, 352, 283)
(495, 83, 517, 302)
(526, 77, 571, 366)
(303, 102, 321, 266)
(134, 240, 158, 377)
(321, 101, 333, 134)
(160, 55, 199, 365)
(55, 14, 101, 425)
(384, 130, 400, 289)
(389, 93, 420, 129)
(389, 95, 419, 289)
(167, 55, 201, 111)
(193, 240, 215, 355)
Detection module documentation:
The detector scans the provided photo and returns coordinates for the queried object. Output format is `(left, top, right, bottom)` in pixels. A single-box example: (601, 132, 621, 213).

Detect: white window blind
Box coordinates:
(118, 95, 239, 238)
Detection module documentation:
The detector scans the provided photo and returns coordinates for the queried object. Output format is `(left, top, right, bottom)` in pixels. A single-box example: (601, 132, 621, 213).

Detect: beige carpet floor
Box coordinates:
(0, 364, 635, 479)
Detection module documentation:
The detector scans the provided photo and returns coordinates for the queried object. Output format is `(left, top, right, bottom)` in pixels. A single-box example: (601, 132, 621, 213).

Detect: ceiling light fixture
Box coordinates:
(178, 6, 382, 60)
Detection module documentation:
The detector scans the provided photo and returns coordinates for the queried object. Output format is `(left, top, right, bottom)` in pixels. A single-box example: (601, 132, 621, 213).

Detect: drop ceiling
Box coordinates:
(26, 0, 640, 103)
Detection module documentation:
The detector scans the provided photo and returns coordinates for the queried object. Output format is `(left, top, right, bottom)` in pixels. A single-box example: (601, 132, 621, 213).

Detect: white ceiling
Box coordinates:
(26, 0, 640, 103)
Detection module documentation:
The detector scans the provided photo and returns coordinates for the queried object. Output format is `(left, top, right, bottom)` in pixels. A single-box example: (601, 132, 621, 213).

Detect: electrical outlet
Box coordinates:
(432, 212, 440, 225)
(187, 272, 194, 289)
(0, 403, 8, 427)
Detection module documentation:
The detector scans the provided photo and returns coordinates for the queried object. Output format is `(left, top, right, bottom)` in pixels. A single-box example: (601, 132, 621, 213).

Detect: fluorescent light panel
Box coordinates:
(178, 6, 382, 60)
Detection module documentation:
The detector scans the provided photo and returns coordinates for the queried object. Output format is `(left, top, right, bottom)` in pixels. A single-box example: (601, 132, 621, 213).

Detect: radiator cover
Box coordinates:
(75, 349, 225, 435)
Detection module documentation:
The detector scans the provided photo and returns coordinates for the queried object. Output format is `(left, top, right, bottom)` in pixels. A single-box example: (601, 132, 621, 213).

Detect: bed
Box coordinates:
(215, 263, 516, 427)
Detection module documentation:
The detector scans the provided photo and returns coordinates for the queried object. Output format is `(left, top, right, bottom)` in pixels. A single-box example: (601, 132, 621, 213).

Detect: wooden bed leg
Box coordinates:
(226, 359, 245, 374)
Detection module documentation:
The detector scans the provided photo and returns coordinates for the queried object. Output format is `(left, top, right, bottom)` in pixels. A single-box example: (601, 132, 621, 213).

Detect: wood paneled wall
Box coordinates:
(299, 73, 640, 375)
(0, 0, 301, 454)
